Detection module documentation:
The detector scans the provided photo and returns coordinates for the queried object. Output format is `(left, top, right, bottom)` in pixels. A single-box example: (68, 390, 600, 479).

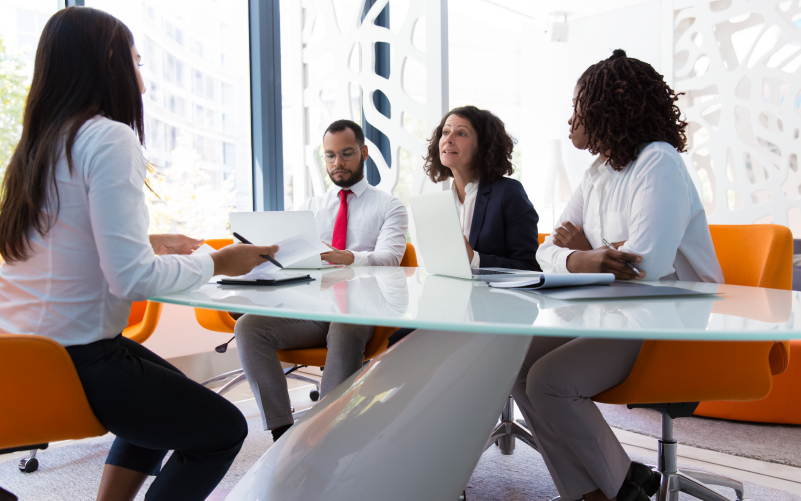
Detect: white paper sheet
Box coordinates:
(244, 234, 330, 276)
(489, 273, 615, 289)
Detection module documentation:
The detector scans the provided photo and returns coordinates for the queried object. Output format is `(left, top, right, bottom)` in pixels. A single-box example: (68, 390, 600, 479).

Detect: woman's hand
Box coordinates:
(463, 236, 475, 262)
(150, 234, 204, 255)
(210, 243, 279, 277)
(552, 222, 592, 251)
(565, 247, 645, 280)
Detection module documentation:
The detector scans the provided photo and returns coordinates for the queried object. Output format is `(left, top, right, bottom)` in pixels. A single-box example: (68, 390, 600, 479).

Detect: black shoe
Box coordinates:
(629, 461, 660, 497)
(617, 480, 649, 501)
(271, 423, 292, 442)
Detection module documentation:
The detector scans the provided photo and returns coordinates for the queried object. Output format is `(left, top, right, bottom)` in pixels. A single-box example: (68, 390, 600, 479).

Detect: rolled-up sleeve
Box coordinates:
(86, 126, 214, 301)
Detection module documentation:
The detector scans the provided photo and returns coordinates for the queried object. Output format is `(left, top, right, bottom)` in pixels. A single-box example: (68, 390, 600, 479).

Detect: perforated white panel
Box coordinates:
(288, 0, 448, 208)
(674, 0, 801, 233)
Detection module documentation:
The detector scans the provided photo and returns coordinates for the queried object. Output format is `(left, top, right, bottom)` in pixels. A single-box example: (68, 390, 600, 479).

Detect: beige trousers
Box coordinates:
(510, 337, 643, 500)
(234, 315, 375, 430)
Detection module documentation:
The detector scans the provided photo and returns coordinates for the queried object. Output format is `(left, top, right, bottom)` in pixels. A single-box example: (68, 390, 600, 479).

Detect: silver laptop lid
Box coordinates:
(409, 191, 473, 280)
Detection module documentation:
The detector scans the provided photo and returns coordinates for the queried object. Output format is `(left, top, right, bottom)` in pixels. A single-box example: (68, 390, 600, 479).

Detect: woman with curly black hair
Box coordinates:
(386, 106, 540, 348)
(424, 105, 540, 271)
(510, 50, 723, 501)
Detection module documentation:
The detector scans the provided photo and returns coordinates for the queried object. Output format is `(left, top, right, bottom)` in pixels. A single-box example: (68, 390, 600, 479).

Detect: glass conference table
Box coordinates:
(150, 267, 800, 501)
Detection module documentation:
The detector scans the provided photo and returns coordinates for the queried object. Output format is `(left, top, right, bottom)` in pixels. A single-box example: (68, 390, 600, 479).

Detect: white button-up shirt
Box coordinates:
(451, 180, 481, 268)
(0, 117, 214, 346)
(537, 142, 724, 283)
(301, 177, 408, 266)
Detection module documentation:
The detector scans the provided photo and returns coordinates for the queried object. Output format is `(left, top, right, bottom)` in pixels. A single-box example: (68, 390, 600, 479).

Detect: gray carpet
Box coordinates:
(598, 403, 801, 467)
(1, 417, 798, 500)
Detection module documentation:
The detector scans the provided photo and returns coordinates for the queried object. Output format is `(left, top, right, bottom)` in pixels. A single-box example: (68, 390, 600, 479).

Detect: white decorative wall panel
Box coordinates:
(674, 0, 801, 234)
(288, 0, 448, 208)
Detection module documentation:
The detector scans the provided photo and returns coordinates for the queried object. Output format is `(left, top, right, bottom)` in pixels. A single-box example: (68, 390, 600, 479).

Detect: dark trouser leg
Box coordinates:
(67, 335, 248, 501)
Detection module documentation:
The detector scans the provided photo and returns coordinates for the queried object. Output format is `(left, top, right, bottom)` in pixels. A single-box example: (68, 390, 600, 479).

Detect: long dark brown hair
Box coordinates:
(0, 7, 144, 262)
(574, 49, 687, 170)
(424, 106, 516, 184)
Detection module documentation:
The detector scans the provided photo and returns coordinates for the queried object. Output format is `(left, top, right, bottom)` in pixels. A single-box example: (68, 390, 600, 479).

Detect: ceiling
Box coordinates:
(480, 0, 656, 23)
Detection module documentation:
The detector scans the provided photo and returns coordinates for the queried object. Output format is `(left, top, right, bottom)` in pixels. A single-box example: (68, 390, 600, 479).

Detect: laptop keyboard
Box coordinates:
(471, 269, 513, 276)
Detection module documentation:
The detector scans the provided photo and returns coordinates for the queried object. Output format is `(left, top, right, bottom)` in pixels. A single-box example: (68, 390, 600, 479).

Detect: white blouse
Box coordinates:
(451, 180, 481, 268)
(0, 116, 214, 346)
(537, 142, 724, 283)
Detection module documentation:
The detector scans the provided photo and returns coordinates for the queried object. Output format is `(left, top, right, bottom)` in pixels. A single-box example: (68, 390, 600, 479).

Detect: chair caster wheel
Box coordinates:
(459, 490, 466, 500)
(19, 457, 38, 473)
(310, 390, 320, 401)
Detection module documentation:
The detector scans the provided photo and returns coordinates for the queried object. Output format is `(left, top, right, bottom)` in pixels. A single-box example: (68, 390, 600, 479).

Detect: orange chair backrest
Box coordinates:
(205, 238, 235, 250)
(538, 233, 549, 245)
(400, 242, 418, 267)
(0, 334, 106, 449)
(709, 224, 793, 290)
(127, 301, 147, 327)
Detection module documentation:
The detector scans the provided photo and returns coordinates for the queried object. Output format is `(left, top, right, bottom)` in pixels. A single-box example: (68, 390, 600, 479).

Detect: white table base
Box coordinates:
(227, 329, 533, 500)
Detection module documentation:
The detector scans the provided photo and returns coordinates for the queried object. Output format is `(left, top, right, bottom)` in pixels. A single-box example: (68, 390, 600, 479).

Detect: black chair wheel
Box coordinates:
(18, 457, 38, 473)
(309, 390, 320, 401)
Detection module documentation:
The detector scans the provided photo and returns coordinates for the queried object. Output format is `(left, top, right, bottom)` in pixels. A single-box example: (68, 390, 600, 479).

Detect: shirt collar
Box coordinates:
(450, 180, 479, 201)
(337, 176, 369, 198)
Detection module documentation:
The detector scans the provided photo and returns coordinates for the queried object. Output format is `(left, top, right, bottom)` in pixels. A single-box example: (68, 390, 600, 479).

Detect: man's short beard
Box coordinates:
(329, 153, 365, 188)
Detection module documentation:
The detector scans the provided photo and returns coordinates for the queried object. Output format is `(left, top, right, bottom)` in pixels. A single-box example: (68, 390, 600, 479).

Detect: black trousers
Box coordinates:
(66, 335, 247, 501)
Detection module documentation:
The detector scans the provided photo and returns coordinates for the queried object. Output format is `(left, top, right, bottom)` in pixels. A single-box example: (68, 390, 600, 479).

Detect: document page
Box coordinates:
(490, 273, 615, 289)
(245, 234, 330, 276)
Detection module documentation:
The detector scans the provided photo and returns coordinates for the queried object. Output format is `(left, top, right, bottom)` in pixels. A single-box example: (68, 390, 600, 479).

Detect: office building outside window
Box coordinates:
(86, 0, 253, 238)
(0, 0, 59, 180)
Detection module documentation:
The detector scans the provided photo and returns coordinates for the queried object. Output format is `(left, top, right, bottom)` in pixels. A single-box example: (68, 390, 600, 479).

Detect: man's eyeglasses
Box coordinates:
(323, 147, 361, 164)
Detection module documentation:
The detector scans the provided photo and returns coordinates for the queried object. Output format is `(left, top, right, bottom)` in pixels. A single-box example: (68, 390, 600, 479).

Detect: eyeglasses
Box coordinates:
(323, 148, 361, 164)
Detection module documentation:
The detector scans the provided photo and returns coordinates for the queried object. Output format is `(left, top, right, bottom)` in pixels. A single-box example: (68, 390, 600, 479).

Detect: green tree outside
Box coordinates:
(0, 35, 29, 180)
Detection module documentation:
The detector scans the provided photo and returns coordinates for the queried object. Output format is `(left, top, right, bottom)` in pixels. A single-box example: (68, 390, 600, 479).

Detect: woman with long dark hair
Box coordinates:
(512, 50, 723, 501)
(0, 7, 277, 500)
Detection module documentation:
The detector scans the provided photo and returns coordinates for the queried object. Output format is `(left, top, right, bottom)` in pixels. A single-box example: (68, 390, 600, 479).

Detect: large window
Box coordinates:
(0, 0, 59, 179)
(86, 0, 253, 238)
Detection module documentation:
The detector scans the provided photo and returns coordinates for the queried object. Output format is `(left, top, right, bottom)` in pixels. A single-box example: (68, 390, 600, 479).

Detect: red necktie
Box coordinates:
(332, 189, 352, 250)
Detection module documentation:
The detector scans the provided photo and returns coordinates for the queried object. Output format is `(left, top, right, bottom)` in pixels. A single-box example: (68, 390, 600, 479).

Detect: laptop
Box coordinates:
(229, 211, 336, 269)
(409, 191, 540, 282)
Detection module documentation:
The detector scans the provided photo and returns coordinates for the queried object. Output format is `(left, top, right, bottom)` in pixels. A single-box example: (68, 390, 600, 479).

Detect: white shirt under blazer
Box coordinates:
(300, 176, 408, 267)
(0, 116, 214, 346)
(537, 141, 724, 283)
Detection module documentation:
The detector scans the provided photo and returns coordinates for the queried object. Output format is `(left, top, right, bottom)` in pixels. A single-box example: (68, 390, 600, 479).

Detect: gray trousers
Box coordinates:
(234, 315, 375, 430)
(510, 337, 644, 501)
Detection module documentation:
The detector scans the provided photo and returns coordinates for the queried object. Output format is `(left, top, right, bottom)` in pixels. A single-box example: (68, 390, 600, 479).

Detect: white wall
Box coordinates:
(520, 1, 667, 230)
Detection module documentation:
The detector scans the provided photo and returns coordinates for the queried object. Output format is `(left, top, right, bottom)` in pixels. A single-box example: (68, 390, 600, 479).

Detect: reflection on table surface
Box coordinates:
(150, 267, 801, 340)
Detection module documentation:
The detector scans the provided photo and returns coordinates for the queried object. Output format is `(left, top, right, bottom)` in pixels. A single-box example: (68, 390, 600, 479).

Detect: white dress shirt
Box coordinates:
(451, 181, 481, 268)
(537, 142, 724, 283)
(300, 176, 408, 266)
(0, 116, 214, 346)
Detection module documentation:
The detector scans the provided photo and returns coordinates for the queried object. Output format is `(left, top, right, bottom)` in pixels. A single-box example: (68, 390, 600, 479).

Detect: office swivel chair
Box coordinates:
(194, 239, 418, 413)
(489, 225, 793, 501)
(0, 333, 107, 477)
(3, 301, 161, 474)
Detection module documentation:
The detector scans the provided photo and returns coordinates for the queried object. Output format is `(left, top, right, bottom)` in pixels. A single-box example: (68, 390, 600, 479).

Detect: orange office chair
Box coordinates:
(589, 224, 793, 501)
(123, 301, 163, 344)
(0, 334, 107, 475)
(194, 240, 418, 403)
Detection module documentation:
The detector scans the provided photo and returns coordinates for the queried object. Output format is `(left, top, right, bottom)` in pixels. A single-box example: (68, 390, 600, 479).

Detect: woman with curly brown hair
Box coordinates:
(424, 105, 540, 271)
(510, 50, 723, 501)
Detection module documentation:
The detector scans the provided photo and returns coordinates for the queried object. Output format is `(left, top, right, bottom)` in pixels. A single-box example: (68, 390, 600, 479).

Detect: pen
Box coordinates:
(601, 238, 641, 276)
(232, 232, 284, 269)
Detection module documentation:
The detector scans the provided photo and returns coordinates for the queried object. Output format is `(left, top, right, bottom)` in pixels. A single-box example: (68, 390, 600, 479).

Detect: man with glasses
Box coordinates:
(234, 119, 408, 442)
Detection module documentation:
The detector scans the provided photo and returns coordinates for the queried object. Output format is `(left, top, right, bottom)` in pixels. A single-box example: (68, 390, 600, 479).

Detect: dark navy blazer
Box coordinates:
(468, 177, 541, 271)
